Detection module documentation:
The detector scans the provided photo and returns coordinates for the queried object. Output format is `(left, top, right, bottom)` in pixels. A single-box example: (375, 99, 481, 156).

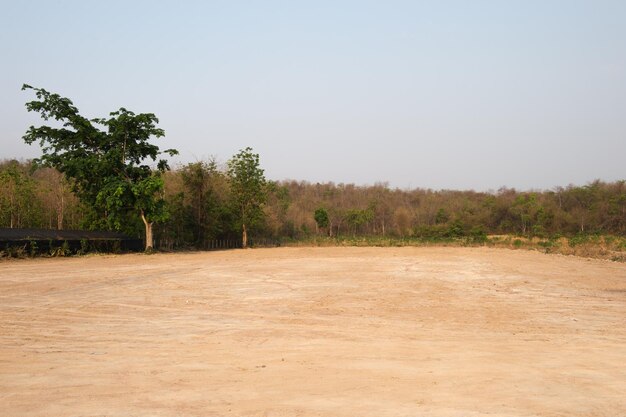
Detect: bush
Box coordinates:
(569, 234, 592, 247)
(29, 240, 38, 257)
(447, 220, 464, 238)
(531, 224, 546, 238)
(79, 238, 90, 255)
(50, 240, 71, 257)
(415, 224, 450, 240)
(468, 226, 487, 243)
(3, 244, 28, 258)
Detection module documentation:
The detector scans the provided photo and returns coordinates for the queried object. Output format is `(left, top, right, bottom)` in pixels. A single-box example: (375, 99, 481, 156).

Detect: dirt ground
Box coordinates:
(1, 247, 625, 417)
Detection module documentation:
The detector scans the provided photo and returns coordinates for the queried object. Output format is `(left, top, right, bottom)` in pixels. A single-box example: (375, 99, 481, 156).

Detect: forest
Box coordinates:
(2, 157, 625, 251)
(3, 85, 624, 257)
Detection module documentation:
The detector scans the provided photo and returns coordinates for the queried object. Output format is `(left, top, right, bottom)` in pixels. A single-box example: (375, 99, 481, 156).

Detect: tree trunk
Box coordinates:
(242, 223, 248, 248)
(57, 193, 64, 230)
(9, 193, 14, 228)
(141, 211, 154, 251)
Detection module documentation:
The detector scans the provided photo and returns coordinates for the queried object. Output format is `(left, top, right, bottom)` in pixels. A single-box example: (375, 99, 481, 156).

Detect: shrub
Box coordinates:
(79, 239, 90, 255)
(29, 240, 38, 257)
(531, 224, 546, 238)
(50, 240, 71, 257)
(415, 224, 450, 240)
(468, 226, 487, 243)
(569, 234, 590, 247)
(447, 220, 464, 238)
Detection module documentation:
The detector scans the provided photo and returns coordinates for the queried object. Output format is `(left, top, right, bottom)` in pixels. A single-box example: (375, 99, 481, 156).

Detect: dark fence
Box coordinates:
(0, 228, 142, 257)
(248, 238, 282, 248)
(204, 239, 242, 250)
(156, 237, 283, 251)
(1, 239, 143, 256)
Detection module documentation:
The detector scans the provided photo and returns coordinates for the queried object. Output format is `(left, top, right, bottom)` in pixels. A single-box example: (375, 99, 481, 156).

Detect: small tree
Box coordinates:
(314, 207, 329, 235)
(227, 147, 266, 248)
(22, 85, 177, 251)
(510, 193, 539, 236)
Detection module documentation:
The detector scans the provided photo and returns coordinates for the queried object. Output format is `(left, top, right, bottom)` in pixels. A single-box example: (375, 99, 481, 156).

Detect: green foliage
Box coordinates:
(29, 240, 38, 257)
(79, 238, 90, 255)
(344, 208, 373, 235)
(435, 208, 450, 224)
(300, 223, 312, 236)
(48, 240, 70, 257)
(4, 243, 28, 258)
(415, 224, 451, 240)
(468, 226, 487, 243)
(267, 181, 291, 213)
(0, 160, 42, 228)
(568, 233, 594, 247)
(537, 238, 559, 252)
(22, 85, 177, 248)
(314, 207, 329, 229)
(181, 160, 231, 246)
(227, 147, 267, 246)
(447, 219, 465, 238)
(262, 182, 292, 239)
(510, 193, 540, 235)
(531, 224, 546, 238)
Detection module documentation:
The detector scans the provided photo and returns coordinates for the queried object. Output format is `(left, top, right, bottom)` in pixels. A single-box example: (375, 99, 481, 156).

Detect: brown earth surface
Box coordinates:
(1, 247, 625, 417)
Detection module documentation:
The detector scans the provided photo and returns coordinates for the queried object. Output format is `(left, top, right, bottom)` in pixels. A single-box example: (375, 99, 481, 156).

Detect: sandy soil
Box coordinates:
(1, 247, 625, 417)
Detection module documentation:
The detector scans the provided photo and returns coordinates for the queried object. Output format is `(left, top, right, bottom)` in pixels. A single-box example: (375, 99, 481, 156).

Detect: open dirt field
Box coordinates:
(1, 247, 625, 417)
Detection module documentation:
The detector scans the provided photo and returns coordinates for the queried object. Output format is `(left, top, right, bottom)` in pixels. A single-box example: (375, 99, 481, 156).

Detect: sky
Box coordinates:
(1, 0, 625, 191)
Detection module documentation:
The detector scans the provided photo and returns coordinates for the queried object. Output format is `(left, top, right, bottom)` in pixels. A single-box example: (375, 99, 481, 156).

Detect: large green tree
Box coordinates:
(227, 147, 267, 248)
(22, 84, 177, 250)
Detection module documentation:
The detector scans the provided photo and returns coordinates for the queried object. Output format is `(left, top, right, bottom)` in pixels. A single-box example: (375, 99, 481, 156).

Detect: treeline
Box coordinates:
(263, 179, 626, 240)
(2, 158, 625, 248)
(0, 159, 83, 230)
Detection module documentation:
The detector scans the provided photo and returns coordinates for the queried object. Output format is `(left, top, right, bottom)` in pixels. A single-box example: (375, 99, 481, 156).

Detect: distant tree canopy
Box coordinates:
(22, 85, 177, 250)
(2, 158, 625, 250)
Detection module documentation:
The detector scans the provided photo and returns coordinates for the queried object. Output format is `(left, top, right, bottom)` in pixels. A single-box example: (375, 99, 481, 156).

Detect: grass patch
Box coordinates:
(275, 233, 626, 262)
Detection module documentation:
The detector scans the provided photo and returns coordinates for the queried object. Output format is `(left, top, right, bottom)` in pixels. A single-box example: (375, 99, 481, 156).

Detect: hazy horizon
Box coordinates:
(2, 1, 625, 191)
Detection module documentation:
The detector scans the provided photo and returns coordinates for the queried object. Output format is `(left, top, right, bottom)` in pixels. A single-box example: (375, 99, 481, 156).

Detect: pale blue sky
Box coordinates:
(1, 1, 625, 190)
